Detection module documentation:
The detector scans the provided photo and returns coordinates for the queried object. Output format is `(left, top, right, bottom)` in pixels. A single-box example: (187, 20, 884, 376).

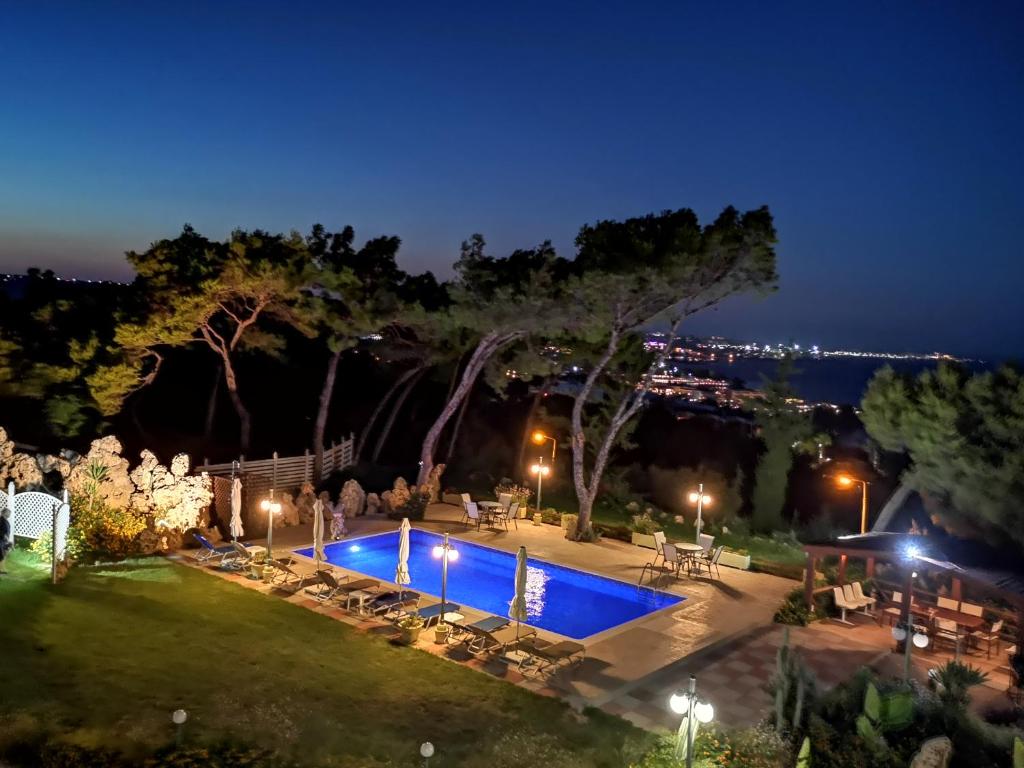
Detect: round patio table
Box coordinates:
(674, 542, 705, 575)
(477, 501, 503, 524)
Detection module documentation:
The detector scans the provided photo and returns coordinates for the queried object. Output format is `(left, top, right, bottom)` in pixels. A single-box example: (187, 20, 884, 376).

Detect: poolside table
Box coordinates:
(673, 542, 705, 575)
(477, 501, 503, 524)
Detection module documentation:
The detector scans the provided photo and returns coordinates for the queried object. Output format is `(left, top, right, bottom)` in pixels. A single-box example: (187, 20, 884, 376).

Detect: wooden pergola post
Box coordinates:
(866, 557, 876, 579)
(951, 578, 962, 602)
(804, 552, 817, 609)
(838, 554, 848, 586)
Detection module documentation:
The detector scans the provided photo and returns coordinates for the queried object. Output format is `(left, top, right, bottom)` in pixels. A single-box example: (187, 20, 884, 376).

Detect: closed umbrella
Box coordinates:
(510, 545, 529, 639)
(395, 518, 411, 601)
(229, 477, 244, 541)
(312, 498, 326, 570)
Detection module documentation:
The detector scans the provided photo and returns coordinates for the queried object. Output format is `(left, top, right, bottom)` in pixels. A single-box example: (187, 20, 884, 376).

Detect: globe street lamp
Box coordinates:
(431, 534, 459, 631)
(530, 461, 551, 517)
(419, 741, 435, 767)
(669, 675, 714, 768)
(835, 474, 870, 533)
(171, 709, 188, 747)
(261, 493, 282, 560)
(687, 484, 712, 543)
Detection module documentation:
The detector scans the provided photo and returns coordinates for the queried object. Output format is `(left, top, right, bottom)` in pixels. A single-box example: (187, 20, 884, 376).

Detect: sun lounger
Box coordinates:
(406, 601, 461, 628)
(453, 621, 536, 656)
(266, 559, 315, 590)
(515, 636, 586, 675)
(222, 541, 262, 570)
(463, 615, 510, 633)
(192, 533, 235, 564)
(362, 590, 420, 617)
(305, 570, 355, 602)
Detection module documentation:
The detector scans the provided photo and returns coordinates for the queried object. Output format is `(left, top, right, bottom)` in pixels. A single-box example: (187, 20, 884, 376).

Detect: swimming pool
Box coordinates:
(295, 528, 683, 639)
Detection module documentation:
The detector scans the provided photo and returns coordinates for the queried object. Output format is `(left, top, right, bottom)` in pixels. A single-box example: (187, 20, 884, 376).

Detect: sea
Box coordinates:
(675, 357, 994, 407)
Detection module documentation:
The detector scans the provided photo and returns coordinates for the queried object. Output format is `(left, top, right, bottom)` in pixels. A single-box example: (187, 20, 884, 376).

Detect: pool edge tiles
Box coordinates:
(295, 528, 684, 640)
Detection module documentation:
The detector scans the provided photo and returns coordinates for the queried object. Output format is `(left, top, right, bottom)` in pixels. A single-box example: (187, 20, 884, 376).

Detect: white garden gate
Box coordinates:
(0, 481, 71, 560)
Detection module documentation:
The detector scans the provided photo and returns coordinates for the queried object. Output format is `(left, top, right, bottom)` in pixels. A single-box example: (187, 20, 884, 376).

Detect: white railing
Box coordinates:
(200, 435, 355, 490)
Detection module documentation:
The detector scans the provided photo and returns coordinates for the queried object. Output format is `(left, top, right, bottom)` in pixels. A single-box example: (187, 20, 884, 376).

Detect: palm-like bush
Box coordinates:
(931, 661, 989, 709)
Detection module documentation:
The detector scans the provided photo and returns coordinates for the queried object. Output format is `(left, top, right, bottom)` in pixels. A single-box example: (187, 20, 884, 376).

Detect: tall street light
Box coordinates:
(668, 675, 714, 768)
(261, 491, 282, 560)
(431, 533, 459, 631)
(687, 484, 712, 543)
(530, 460, 551, 516)
(835, 474, 870, 533)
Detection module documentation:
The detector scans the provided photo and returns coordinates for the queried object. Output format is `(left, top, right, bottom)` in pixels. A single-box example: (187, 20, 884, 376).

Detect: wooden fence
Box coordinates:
(200, 435, 355, 494)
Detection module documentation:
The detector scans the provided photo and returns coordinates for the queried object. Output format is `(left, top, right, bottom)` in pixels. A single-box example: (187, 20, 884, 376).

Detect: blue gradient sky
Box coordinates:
(1, 2, 1021, 357)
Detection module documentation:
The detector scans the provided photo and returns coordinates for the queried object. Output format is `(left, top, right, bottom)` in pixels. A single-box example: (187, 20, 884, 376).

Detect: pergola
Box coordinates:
(803, 532, 1024, 649)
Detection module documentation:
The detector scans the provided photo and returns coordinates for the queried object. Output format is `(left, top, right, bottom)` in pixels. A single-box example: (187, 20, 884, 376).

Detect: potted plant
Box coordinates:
(397, 614, 424, 645)
(719, 548, 752, 570)
(434, 621, 452, 645)
(248, 550, 267, 580)
(630, 511, 662, 549)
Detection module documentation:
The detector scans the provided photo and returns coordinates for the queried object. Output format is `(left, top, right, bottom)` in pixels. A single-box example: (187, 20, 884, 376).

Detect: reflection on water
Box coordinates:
(524, 565, 549, 618)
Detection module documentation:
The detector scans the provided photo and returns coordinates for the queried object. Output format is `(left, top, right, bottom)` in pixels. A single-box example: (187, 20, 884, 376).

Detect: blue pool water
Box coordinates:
(296, 529, 683, 639)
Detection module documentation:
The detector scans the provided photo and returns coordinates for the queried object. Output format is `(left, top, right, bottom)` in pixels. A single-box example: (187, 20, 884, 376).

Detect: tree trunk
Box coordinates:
(355, 365, 424, 461)
(203, 361, 222, 440)
(371, 367, 426, 464)
(571, 319, 682, 537)
(312, 348, 343, 480)
(443, 383, 472, 465)
(222, 358, 251, 452)
(417, 331, 521, 486)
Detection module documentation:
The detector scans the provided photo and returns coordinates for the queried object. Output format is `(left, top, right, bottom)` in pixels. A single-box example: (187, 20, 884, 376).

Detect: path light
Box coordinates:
(261, 494, 282, 560)
(171, 709, 187, 747)
(687, 484, 712, 543)
(420, 741, 434, 767)
(668, 675, 713, 768)
(530, 460, 551, 515)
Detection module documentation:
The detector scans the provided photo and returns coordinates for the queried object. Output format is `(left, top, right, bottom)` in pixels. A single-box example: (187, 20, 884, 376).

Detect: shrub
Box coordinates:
(630, 512, 662, 535)
(388, 491, 430, 521)
(493, 481, 533, 507)
(29, 496, 148, 563)
(773, 587, 831, 625)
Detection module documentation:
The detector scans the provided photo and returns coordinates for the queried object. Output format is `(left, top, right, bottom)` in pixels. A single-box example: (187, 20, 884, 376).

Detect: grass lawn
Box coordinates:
(0, 549, 650, 767)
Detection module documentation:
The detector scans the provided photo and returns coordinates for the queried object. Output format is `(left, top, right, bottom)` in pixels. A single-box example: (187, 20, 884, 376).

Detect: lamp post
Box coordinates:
(530, 460, 551, 516)
(893, 617, 930, 681)
(669, 675, 714, 768)
(835, 474, 870, 533)
(431, 534, 458, 629)
(260, 492, 282, 560)
(419, 741, 435, 767)
(171, 709, 188, 747)
(687, 484, 712, 543)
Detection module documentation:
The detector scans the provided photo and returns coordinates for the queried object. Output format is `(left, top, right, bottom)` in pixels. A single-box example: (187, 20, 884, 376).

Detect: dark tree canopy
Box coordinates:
(862, 363, 1024, 548)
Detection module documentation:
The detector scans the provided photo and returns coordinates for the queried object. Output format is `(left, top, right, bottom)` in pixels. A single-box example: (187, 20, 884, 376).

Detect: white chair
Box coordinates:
(653, 531, 667, 563)
(698, 533, 715, 554)
(498, 492, 513, 512)
(842, 583, 871, 612)
(833, 586, 860, 625)
(937, 596, 960, 612)
(460, 492, 472, 506)
(639, 542, 680, 586)
(961, 602, 984, 617)
(494, 502, 519, 531)
(464, 502, 482, 529)
(934, 617, 961, 654)
(852, 582, 876, 610)
(883, 591, 907, 624)
(973, 619, 1004, 658)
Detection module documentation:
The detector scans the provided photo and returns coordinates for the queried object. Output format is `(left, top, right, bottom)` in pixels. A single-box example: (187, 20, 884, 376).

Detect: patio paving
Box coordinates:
(183, 502, 806, 729)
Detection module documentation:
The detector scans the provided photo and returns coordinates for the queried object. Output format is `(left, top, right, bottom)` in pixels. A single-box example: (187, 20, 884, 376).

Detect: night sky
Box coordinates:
(1, 2, 1021, 358)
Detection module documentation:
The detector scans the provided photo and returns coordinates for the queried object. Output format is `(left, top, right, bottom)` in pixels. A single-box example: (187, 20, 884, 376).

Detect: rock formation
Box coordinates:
(340, 479, 366, 517)
(365, 493, 381, 515)
(278, 492, 300, 526)
(295, 482, 317, 523)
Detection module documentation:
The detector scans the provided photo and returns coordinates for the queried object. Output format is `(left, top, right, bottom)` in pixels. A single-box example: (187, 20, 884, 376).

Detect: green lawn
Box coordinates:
(0, 549, 650, 767)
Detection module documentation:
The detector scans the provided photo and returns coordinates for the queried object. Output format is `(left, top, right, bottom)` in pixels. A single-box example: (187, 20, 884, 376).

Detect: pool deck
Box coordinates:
(182, 502, 796, 729)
